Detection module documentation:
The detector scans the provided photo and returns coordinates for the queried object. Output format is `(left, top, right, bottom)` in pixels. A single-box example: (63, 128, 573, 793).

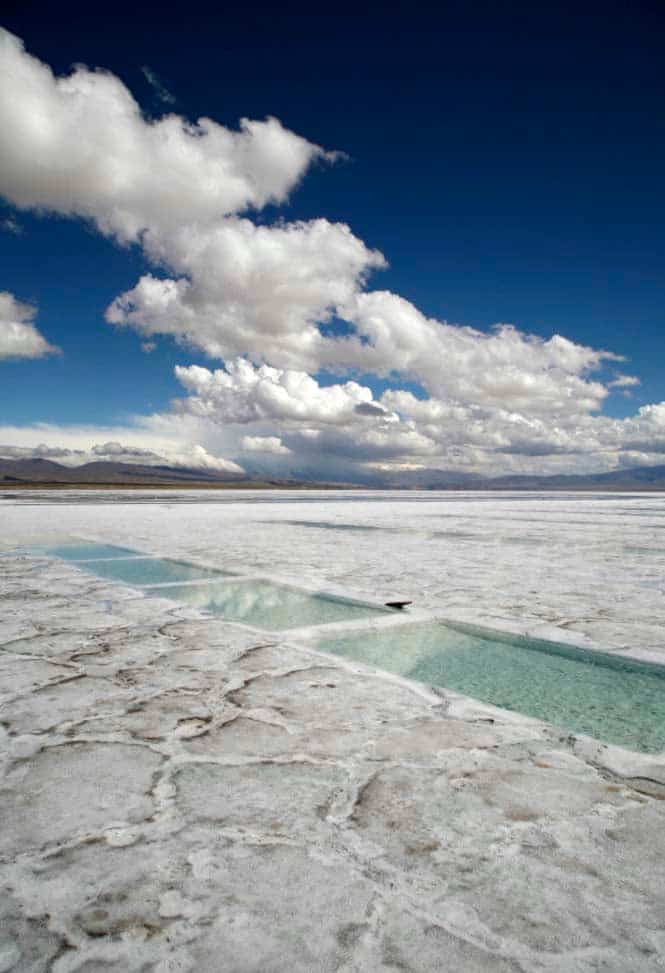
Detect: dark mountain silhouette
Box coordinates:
(2, 457, 665, 490)
(0, 458, 247, 485)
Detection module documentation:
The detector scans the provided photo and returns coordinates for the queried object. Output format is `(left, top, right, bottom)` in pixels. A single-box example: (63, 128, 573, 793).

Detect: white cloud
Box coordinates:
(91, 440, 161, 460)
(174, 359, 382, 425)
(3, 30, 665, 482)
(90, 439, 245, 473)
(173, 361, 437, 465)
(0, 30, 383, 372)
(0, 30, 624, 414)
(335, 291, 620, 415)
(0, 291, 59, 359)
(106, 218, 385, 369)
(170, 361, 665, 476)
(0, 29, 335, 244)
(608, 374, 641, 388)
(287, 422, 436, 462)
(141, 66, 176, 105)
(5, 395, 665, 481)
(240, 436, 292, 455)
(172, 443, 244, 473)
(607, 373, 641, 398)
(0, 423, 243, 473)
(106, 228, 618, 419)
(0, 443, 84, 460)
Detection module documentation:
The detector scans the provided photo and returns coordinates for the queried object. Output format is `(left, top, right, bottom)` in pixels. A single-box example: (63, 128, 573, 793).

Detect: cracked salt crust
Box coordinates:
(2, 490, 665, 971)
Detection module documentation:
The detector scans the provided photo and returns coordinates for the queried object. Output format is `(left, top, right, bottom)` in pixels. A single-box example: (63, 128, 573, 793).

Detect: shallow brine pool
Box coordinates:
(318, 622, 665, 754)
(73, 557, 228, 586)
(144, 578, 383, 630)
(46, 543, 145, 561)
(41, 542, 665, 751)
(43, 543, 385, 631)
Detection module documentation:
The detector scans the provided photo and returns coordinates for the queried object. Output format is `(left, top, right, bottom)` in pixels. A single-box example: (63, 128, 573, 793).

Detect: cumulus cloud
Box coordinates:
(170, 361, 665, 476)
(171, 443, 244, 473)
(334, 292, 621, 415)
(174, 359, 382, 425)
(106, 219, 385, 368)
(0, 291, 59, 360)
(173, 360, 437, 464)
(609, 374, 641, 389)
(0, 31, 623, 406)
(240, 436, 292, 455)
(105, 227, 617, 419)
(91, 441, 162, 459)
(608, 373, 641, 397)
(0, 424, 243, 473)
(0, 443, 84, 460)
(5, 395, 665, 481)
(2, 30, 664, 480)
(0, 29, 335, 244)
(354, 401, 397, 419)
(0, 30, 385, 372)
(88, 440, 244, 473)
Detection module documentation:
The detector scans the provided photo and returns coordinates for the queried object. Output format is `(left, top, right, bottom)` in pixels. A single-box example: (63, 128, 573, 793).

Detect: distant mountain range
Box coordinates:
(0, 458, 261, 487)
(380, 463, 665, 491)
(3, 456, 665, 490)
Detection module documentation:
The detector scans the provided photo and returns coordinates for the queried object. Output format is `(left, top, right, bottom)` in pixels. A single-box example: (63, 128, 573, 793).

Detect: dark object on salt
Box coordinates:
(384, 600, 412, 610)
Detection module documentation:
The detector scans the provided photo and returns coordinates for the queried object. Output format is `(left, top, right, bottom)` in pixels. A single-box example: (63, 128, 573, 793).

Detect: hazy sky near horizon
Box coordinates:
(0, 1, 664, 482)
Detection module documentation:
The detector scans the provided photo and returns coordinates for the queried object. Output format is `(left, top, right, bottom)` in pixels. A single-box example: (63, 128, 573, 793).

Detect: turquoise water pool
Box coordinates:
(73, 556, 228, 586)
(318, 622, 665, 754)
(45, 543, 385, 630)
(44, 542, 665, 750)
(144, 578, 384, 630)
(45, 543, 144, 561)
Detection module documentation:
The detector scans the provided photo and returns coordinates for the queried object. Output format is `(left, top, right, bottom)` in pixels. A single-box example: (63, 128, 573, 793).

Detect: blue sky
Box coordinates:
(0, 2, 664, 480)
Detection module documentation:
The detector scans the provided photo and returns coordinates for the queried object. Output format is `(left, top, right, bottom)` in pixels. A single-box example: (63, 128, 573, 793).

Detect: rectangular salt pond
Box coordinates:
(143, 578, 385, 630)
(44, 542, 386, 630)
(45, 543, 146, 561)
(72, 556, 228, 586)
(318, 622, 665, 754)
